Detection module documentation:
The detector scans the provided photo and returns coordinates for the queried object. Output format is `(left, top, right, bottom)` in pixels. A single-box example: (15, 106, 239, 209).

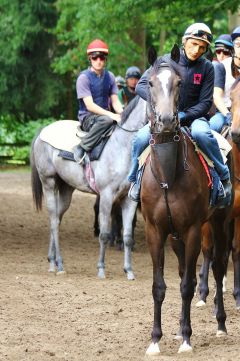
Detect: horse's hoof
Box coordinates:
(174, 334, 183, 341)
(178, 341, 193, 353)
(98, 269, 106, 279)
(216, 330, 227, 337)
(146, 342, 160, 355)
(196, 300, 206, 307)
(127, 271, 135, 280)
(56, 270, 66, 276)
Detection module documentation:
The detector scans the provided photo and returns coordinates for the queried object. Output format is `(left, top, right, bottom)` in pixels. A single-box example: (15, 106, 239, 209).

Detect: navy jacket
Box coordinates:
(136, 49, 214, 126)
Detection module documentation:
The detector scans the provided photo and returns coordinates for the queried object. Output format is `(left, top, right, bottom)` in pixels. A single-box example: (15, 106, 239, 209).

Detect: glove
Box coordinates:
(178, 111, 186, 123)
(225, 112, 232, 125)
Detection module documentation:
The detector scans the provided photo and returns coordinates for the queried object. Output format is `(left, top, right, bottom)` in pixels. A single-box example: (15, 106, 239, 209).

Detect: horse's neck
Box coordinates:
(111, 99, 146, 146)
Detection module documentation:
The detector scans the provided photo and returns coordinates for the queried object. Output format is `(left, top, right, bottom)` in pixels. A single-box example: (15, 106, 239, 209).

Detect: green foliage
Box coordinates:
(0, 116, 54, 164)
(0, 0, 66, 120)
(0, 0, 239, 136)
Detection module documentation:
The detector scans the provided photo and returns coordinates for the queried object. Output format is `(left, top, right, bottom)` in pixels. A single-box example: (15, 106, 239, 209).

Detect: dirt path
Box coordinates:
(0, 170, 239, 361)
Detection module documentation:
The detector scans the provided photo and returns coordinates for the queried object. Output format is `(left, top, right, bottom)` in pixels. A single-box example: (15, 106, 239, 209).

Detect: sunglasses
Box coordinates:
(91, 54, 106, 61)
(216, 49, 230, 55)
(187, 30, 213, 43)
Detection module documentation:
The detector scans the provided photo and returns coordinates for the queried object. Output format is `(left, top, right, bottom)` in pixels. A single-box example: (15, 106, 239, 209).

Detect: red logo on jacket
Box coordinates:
(194, 73, 202, 85)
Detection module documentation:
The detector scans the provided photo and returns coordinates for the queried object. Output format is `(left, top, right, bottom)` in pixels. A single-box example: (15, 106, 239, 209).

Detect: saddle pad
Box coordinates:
(40, 120, 86, 152)
(138, 130, 232, 168)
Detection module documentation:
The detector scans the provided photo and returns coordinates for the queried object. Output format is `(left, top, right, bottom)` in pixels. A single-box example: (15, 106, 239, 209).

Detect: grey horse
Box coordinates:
(31, 96, 146, 279)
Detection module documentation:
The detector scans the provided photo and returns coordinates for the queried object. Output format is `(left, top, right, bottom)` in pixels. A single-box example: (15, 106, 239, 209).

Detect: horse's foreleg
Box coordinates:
(97, 192, 113, 278)
(146, 223, 166, 355)
(121, 197, 138, 280)
(178, 226, 201, 353)
(232, 217, 240, 309)
(170, 237, 185, 339)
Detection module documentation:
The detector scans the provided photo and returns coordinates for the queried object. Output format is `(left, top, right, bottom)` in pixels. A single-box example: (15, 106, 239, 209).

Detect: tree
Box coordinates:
(0, 0, 64, 120)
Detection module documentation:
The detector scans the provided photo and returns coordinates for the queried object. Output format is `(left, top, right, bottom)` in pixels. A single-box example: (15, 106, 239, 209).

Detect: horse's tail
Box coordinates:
(30, 135, 43, 211)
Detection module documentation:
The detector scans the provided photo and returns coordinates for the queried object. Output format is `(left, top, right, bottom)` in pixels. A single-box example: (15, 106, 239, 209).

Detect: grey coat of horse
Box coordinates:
(31, 96, 146, 279)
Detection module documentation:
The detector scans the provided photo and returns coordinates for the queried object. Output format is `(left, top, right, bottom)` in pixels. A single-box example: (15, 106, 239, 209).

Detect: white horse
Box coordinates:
(31, 96, 146, 279)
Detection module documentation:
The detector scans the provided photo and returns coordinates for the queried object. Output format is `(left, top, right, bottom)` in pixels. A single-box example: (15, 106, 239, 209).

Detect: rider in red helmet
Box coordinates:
(73, 39, 123, 163)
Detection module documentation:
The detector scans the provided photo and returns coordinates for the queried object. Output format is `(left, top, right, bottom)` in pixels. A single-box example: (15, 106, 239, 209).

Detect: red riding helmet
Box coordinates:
(87, 39, 109, 55)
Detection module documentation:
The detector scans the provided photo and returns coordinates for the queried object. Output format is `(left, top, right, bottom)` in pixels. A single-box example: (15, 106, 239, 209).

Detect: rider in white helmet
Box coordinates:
(128, 23, 232, 206)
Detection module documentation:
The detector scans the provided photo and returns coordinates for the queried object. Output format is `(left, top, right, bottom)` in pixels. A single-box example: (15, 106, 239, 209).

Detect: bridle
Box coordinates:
(147, 64, 188, 241)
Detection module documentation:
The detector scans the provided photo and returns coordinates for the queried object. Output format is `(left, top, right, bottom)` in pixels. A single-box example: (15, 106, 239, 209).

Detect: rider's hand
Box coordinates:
(225, 112, 232, 125)
(110, 113, 121, 122)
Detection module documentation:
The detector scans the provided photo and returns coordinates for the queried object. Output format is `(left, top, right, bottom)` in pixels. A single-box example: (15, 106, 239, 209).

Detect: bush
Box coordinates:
(0, 116, 55, 165)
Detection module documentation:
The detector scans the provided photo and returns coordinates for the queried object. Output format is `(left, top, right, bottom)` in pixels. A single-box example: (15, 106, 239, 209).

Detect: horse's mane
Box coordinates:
(231, 75, 240, 91)
(121, 95, 140, 124)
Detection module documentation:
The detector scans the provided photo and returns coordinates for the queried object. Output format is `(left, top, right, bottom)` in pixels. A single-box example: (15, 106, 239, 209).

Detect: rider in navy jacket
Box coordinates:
(136, 49, 214, 126)
(128, 23, 232, 205)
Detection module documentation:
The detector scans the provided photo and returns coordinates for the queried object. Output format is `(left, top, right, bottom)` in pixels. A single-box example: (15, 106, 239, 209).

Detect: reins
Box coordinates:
(116, 122, 143, 133)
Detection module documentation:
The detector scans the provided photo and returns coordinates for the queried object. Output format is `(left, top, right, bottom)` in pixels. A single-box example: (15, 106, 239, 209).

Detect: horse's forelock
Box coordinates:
(150, 58, 180, 79)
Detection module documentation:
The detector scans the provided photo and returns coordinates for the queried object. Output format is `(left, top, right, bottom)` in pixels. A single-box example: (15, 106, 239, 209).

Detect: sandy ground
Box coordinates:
(0, 169, 240, 361)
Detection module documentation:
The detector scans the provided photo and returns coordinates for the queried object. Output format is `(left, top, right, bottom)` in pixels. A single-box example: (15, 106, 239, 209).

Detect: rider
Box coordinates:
(115, 75, 126, 90)
(128, 23, 232, 204)
(213, 34, 234, 63)
(209, 27, 240, 133)
(118, 66, 141, 107)
(73, 39, 123, 163)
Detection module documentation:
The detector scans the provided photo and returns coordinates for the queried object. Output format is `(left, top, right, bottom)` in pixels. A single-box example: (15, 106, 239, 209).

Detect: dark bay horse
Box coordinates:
(141, 46, 233, 355)
(197, 77, 240, 309)
(31, 96, 146, 279)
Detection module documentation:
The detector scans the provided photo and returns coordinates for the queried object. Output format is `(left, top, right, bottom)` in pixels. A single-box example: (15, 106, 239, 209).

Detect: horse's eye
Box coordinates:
(149, 81, 153, 87)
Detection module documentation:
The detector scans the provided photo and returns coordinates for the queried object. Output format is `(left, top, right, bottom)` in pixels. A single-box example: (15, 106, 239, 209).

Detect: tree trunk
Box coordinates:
(228, 8, 240, 32)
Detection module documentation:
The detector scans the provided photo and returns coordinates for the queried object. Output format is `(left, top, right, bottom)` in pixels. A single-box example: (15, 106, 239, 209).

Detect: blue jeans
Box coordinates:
(209, 112, 228, 133)
(128, 118, 229, 183)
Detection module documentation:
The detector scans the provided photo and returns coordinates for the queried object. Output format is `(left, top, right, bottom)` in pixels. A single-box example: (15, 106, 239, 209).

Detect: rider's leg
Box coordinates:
(73, 114, 114, 163)
(191, 117, 231, 198)
(128, 123, 150, 201)
(128, 123, 150, 182)
(209, 112, 226, 133)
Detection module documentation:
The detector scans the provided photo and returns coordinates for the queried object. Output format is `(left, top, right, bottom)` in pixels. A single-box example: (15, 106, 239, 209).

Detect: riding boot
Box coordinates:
(128, 181, 141, 202)
(216, 178, 232, 208)
(222, 179, 232, 198)
(73, 144, 86, 164)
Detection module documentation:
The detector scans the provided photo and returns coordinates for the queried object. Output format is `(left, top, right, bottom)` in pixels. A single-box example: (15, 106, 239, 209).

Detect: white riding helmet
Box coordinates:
(183, 23, 213, 45)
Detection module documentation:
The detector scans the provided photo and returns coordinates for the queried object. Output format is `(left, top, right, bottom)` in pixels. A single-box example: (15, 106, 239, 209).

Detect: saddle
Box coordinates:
(39, 120, 115, 162)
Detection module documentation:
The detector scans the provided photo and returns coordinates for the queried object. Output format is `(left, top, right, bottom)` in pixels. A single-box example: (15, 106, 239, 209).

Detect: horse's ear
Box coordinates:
(148, 46, 158, 66)
(205, 47, 213, 61)
(171, 44, 180, 63)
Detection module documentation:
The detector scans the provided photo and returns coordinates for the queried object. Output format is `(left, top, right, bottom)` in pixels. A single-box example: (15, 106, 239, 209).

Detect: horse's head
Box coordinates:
(147, 45, 181, 136)
(230, 77, 240, 145)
